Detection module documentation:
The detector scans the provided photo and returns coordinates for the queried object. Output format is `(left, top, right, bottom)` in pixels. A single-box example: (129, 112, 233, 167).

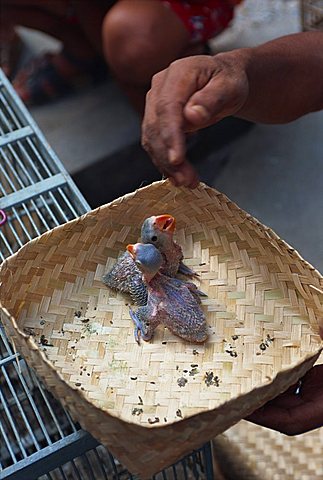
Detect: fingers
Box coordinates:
(141, 53, 249, 187)
(143, 92, 187, 172)
(142, 72, 191, 174)
(246, 365, 323, 435)
(154, 57, 216, 162)
(184, 104, 211, 129)
(246, 397, 323, 435)
(142, 56, 216, 186)
(184, 72, 249, 129)
(169, 161, 199, 188)
(144, 84, 198, 188)
(150, 154, 199, 188)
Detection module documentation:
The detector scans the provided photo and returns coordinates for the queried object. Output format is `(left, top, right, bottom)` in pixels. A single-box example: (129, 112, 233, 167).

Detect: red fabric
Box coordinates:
(161, 0, 235, 43)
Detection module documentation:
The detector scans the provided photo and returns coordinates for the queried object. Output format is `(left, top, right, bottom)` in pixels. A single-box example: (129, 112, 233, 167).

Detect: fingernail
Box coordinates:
(189, 104, 210, 120)
(169, 176, 176, 186)
(171, 177, 181, 187)
(168, 148, 178, 164)
(173, 171, 185, 185)
(190, 179, 200, 189)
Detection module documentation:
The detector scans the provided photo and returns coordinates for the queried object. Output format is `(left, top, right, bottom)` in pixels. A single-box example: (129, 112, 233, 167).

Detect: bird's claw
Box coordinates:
(129, 307, 147, 345)
(134, 326, 141, 345)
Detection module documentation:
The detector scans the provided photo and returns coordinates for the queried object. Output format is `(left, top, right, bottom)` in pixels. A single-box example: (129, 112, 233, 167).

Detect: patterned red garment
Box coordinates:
(161, 0, 242, 43)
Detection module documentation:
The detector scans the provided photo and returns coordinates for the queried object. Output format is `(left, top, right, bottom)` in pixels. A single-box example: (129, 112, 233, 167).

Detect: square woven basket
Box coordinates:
(0, 180, 322, 478)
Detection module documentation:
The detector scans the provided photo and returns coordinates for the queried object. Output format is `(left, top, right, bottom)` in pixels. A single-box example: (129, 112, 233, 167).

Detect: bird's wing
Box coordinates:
(157, 278, 207, 342)
(167, 277, 205, 302)
(178, 260, 199, 278)
(128, 278, 148, 306)
(160, 278, 204, 326)
(102, 252, 139, 292)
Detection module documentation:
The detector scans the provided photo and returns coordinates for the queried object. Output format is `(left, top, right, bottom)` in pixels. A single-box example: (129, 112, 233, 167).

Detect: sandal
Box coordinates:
(13, 49, 108, 106)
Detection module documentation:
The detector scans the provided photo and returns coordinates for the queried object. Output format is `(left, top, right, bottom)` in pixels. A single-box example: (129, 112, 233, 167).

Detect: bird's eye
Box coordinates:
(151, 236, 157, 242)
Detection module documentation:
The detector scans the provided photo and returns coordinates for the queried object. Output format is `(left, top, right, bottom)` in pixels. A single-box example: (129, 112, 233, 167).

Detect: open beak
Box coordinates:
(126, 244, 136, 258)
(154, 214, 176, 233)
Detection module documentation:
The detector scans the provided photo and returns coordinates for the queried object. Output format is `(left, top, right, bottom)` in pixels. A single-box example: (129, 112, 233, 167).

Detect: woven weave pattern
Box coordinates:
(219, 357, 323, 479)
(221, 418, 323, 479)
(1, 181, 322, 477)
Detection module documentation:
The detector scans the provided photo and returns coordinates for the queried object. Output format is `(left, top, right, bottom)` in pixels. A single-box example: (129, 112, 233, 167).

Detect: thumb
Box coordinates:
(183, 74, 248, 131)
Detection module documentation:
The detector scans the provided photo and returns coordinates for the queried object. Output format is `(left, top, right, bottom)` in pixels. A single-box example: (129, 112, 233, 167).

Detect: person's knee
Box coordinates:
(102, 4, 156, 85)
(102, 0, 188, 87)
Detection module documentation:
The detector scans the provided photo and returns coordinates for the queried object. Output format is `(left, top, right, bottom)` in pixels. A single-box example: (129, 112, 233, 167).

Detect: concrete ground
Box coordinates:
(15, 0, 323, 271)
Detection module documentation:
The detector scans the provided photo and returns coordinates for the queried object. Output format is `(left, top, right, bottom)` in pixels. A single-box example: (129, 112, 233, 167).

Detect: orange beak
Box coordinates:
(154, 214, 176, 234)
(126, 244, 136, 258)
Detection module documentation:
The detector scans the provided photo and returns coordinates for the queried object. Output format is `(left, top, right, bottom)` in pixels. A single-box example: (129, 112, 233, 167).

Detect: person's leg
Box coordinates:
(102, 0, 197, 115)
(1, 0, 108, 102)
(2, 0, 114, 57)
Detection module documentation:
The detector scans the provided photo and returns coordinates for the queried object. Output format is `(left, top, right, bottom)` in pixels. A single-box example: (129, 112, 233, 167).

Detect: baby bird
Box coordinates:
(103, 214, 197, 305)
(141, 214, 197, 278)
(127, 243, 208, 344)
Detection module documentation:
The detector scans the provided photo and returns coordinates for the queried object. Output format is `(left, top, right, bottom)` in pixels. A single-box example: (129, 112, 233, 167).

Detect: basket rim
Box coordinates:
(1, 180, 322, 280)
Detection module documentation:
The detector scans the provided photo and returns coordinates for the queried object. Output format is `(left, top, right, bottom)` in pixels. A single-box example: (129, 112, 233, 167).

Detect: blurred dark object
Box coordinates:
(301, 0, 323, 31)
(187, 118, 254, 165)
(72, 142, 161, 208)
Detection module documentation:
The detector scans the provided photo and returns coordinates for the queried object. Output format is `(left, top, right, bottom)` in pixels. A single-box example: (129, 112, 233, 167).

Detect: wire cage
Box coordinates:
(0, 69, 89, 261)
(301, 0, 323, 31)
(0, 69, 214, 479)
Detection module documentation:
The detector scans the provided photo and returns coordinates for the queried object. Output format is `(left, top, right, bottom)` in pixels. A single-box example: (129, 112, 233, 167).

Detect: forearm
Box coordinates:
(225, 32, 323, 123)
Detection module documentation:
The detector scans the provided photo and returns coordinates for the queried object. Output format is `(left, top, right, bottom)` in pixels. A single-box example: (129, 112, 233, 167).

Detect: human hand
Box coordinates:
(246, 364, 323, 435)
(141, 51, 250, 187)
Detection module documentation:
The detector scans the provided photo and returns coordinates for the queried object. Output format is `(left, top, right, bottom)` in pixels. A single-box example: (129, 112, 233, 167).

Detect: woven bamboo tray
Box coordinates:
(0, 180, 322, 477)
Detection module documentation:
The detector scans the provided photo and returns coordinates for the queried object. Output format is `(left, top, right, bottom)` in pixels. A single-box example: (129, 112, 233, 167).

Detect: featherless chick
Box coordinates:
(127, 243, 207, 344)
